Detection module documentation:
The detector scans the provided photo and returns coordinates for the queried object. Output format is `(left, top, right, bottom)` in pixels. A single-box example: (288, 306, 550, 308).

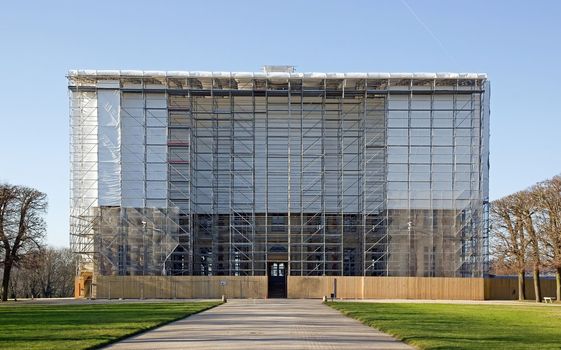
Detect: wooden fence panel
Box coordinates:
(90, 275, 556, 301)
(94, 276, 267, 299)
(484, 278, 557, 300)
(288, 276, 485, 300)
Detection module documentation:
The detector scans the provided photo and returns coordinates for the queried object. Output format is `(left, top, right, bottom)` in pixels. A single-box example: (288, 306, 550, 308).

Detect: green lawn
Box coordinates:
(329, 302, 561, 350)
(0, 301, 220, 350)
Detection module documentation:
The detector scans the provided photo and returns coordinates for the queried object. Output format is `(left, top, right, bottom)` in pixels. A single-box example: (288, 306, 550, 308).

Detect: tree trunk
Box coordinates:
(555, 266, 561, 302)
(533, 267, 542, 302)
(518, 270, 526, 301)
(2, 259, 13, 302)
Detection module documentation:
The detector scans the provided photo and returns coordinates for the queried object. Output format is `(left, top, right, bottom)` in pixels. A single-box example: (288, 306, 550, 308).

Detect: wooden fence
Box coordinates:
(77, 275, 558, 300)
(94, 276, 267, 299)
(288, 276, 485, 300)
(484, 278, 557, 300)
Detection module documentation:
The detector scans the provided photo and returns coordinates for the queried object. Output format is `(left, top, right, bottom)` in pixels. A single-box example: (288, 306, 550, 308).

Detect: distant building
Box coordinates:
(69, 68, 490, 293)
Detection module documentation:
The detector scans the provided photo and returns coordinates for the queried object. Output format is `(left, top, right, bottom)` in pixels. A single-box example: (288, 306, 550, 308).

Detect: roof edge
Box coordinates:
(68, 70, 488, 80)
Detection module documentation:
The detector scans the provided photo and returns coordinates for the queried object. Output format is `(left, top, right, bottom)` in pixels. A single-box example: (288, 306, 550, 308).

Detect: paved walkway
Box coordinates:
(105, 299, 414, 349)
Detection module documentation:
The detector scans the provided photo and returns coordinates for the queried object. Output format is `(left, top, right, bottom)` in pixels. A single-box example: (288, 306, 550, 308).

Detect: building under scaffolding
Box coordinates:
(69, 67, 490, 288)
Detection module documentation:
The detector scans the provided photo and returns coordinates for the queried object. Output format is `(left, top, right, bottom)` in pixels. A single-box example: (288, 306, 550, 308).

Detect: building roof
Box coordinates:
(68, 70, 487, 80)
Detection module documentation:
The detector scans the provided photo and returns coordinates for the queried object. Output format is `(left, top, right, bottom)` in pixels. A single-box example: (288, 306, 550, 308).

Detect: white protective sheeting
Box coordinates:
(97, 90, 121, 206)
(145, 93, 168, 203)
(121, 93, 145, 207)
(68, 70, 487, 81)
(481, 81, 491, 203)
(71, 91, 98, 207)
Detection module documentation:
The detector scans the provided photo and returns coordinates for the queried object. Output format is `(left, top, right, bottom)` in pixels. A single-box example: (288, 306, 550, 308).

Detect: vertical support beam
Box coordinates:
(142, 80, 147, 276)
(188, 89, 194, 275)
(452, 82, 460, 276)
(407, 79, 414, 276)
(338, 85, 344, 277)
(264, 82, 269, 269)
(429, 80, 435, 277)
(321, 82, 327, 276)
(211, 76, 219, 276)
(229, 91, 234, 275)
(384, 83, 390, 277)
(251, 89, 256, 275)
(469, 84, 476, 276)
(481, 80, 491, 276)
(299, 85, 304, 276)
(287, 79, 292, 277)
(361, 87, 367, 276)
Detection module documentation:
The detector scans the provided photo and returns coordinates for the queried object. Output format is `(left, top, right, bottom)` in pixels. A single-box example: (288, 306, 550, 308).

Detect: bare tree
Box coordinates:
(7, 254, 42, 299)
(517, 189, 542, 302)
(491, 194, 528, 300)
(35, 247, 76, 298)
(8, 247, 76, 298)
(54, 248, 76, 297)
(534, 175, 561, 302)
(0, 184, 47, 301)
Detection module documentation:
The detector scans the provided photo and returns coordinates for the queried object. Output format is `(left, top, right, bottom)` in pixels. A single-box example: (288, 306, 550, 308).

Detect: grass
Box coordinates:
(329, 302, 561, 350)
(0, 301, 220, 350)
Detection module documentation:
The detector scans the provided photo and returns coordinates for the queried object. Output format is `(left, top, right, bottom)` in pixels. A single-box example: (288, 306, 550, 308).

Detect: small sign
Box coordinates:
(219, 280, 227, 286)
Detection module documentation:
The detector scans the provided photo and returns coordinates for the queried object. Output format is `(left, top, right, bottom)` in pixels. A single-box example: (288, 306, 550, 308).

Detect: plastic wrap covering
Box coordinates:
(70, 91, 98, 272)
(97, 90, 121, 206)
(386, 94, 481, 210)
(481, 81, 491, 272)
(94, 207, 179, 276)
(385, 91, 487, 276)
(145, 93, 168, 203)
(68, 69, 487, 81)
(69, 71, 489, 279)
(121, 92, 145, 207)
(481, 82, 491, 204)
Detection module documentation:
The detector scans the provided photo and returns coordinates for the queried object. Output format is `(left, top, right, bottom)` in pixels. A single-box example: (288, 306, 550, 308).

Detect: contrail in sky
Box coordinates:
(400, 0, 458, 66)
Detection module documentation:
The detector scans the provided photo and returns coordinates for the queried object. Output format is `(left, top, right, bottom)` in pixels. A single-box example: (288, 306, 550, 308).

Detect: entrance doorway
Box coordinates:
(267, 262, 287, 298)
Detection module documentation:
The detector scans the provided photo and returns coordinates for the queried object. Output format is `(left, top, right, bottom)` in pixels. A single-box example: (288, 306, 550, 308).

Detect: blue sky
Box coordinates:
(1, 0, 560, 247)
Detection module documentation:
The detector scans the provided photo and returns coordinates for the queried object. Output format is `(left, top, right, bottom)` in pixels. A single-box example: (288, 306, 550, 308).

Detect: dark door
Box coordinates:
(267, 262, 287, 298)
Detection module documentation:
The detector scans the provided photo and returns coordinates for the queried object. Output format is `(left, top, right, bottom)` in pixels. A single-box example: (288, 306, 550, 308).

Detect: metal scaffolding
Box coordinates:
(69, 69, 490, 278)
